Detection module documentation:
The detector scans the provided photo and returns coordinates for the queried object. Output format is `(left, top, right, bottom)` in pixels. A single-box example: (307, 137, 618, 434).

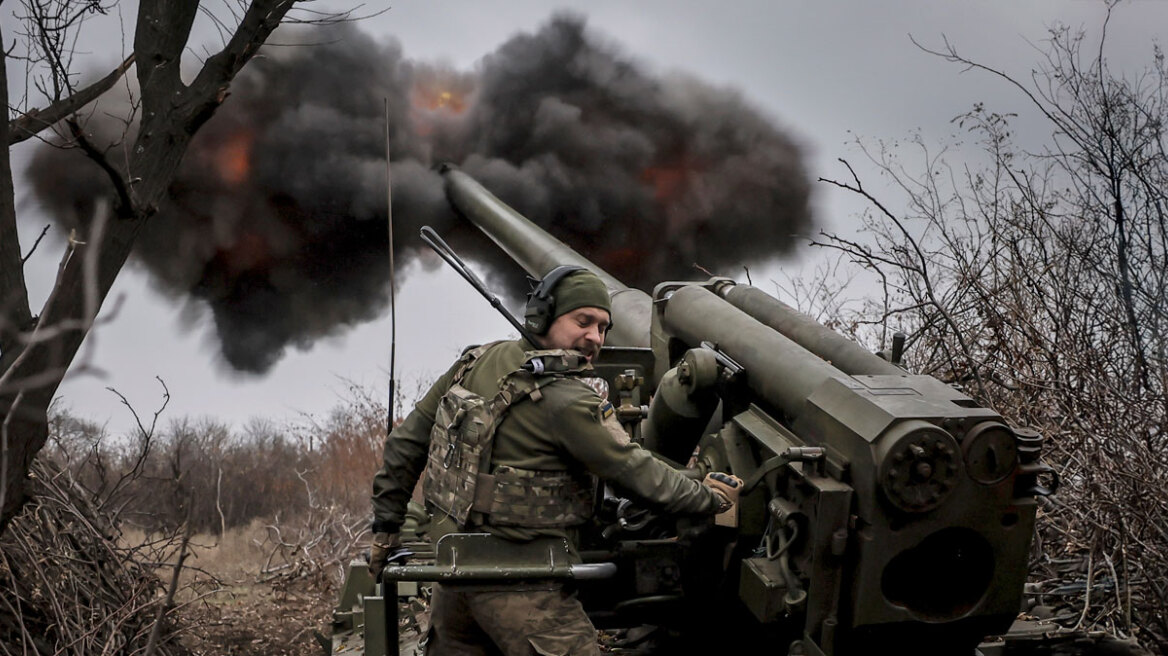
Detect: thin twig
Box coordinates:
(20, 224, 51, 264)
(143, 526, 191, 656)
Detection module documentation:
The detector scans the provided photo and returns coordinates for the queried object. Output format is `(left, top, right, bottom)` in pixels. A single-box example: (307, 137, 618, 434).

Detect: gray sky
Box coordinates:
(10, 0, 1167, 435)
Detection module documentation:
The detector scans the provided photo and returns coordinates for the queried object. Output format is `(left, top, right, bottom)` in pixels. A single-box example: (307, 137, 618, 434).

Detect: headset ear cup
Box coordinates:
(524, 265, 585, 336)
(524, 297, 550, 334)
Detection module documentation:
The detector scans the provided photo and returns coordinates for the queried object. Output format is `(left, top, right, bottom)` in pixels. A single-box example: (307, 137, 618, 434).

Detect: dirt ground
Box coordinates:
(177, 579, 335, 656)
(149, 524, 345, 656)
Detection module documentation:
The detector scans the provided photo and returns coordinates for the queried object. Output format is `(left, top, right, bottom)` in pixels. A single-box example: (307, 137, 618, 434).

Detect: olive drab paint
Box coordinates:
(336, 168, 1063, 656)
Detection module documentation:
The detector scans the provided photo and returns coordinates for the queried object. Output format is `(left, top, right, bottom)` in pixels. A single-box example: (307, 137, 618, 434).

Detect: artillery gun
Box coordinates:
(331, 166, 1062, 655)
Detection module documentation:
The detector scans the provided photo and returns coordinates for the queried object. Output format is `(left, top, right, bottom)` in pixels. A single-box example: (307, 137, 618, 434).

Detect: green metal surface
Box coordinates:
(717, 282, 904, 376)
(331, 169, 1062, 656)
(380, 533, 616, 582)
(660, 284, 856, 418)
(442, 167, 652, 349)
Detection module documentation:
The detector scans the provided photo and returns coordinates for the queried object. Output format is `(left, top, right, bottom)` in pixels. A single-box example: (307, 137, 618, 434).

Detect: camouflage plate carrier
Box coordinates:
(422, 344, 596, 528)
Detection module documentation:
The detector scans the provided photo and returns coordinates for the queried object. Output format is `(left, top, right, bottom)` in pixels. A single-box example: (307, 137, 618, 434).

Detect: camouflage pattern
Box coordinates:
(423, 346, 600, 528)
(372, 338, 722, 655)
(486, 466, 593, 527)
(578, 376, 609, 399)
(427, 582, 601, 656)
(372, 339, 720, 544)
(420, 344, 495, 525)
(423, 381, 494, 525)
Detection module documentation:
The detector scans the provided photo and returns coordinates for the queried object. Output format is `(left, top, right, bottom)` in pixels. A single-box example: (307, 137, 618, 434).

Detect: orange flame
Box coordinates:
(217, 132, 254, 186)
(409, 70, 474, 139)
(410, 87, 467, 138)
(413, 88, 467, 113)
(641, 166, 687, 203)
(640, 156, 700, 204)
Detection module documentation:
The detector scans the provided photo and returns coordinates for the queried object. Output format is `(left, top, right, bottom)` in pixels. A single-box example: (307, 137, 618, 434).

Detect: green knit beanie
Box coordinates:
(552, 270, 612, 320)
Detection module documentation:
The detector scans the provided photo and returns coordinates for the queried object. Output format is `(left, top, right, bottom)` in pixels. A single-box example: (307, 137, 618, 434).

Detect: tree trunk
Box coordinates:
(0, 26, 39, 533)
(0, 0, 298, 534)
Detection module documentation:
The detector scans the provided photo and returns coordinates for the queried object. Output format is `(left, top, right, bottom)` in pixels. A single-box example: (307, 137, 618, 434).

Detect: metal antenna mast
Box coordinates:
(385, 99, 397, 434)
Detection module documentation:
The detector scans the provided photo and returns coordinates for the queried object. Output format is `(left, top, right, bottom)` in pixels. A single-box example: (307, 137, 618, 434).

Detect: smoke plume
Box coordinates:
(28, 15, 813, 373)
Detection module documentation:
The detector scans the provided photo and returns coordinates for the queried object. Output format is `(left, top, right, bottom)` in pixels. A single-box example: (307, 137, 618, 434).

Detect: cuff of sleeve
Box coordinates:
(714, 493, 733, 514)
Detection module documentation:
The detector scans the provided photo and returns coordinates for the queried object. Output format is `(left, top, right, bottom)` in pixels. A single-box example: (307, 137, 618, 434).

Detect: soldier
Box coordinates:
(369, 266, 742, 656)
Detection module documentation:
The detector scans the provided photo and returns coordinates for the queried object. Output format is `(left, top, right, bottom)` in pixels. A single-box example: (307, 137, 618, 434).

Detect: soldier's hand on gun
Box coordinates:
(368, 531, 412, 578)
(703, 472, 744, 513)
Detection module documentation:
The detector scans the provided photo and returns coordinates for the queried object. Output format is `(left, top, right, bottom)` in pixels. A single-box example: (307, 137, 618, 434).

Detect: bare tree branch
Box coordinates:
(6, 53, 134, 145)
(817, 16, 1167, 648)
(19, 224, 50, 264)
(2, 0, 345, 534)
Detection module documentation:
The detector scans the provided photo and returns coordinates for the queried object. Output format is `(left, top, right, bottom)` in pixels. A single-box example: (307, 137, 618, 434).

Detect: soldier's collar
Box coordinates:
(520, 349, 593, 374)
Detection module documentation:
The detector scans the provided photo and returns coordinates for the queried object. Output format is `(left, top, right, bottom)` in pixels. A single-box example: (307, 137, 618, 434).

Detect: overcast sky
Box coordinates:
(9, 0, 1167, 436)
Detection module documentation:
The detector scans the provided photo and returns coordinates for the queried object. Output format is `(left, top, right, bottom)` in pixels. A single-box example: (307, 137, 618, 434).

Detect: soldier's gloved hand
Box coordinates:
(368, 532, 411, 578)
(703, 472, 744, 514)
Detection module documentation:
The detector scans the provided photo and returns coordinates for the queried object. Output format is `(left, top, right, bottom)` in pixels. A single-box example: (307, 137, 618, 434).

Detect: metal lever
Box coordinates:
(742, 447, 826, 493)
(420, 226, 538, 346)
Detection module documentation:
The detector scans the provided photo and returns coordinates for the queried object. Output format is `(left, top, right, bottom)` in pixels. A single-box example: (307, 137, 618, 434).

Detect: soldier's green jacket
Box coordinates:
(371, 339, 721, 548)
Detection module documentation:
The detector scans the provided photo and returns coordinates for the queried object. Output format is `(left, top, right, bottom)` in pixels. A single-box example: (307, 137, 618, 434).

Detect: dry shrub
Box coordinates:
(815, 15, 1168, 651)
(252, 506, 369, 592)
(0, 460, 189, 656)
(1, 355, 429, 654)
(0, 380, 402, 654)
(40, 379, 401, 539)
(299, 383, 387, 515)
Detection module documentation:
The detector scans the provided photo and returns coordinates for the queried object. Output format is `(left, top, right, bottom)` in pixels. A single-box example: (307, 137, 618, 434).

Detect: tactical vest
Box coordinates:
(422, 343, 596, 529)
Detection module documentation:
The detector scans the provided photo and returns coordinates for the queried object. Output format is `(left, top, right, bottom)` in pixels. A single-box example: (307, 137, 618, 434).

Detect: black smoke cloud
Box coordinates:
(28, 15, 813, 373)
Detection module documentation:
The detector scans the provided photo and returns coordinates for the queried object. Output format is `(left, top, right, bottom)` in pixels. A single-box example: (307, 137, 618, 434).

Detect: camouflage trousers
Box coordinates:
(425, 582, 601, 656)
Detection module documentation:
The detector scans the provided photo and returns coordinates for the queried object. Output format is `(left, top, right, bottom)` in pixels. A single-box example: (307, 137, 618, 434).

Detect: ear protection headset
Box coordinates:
(523, 265, 585, 335)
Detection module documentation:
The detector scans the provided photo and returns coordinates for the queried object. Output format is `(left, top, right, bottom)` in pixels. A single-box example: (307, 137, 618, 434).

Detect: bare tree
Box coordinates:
(818, 10, 1168, 649)
(0, 1, 362, 534)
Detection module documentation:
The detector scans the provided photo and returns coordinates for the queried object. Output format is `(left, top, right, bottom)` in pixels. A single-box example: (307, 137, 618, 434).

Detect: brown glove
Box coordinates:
(703, 472, 743, 514)
(368, 531, 407, 578)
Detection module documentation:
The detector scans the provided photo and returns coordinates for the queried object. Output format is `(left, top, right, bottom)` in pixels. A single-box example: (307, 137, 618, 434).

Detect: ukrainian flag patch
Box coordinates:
(598, 400, 615, 421)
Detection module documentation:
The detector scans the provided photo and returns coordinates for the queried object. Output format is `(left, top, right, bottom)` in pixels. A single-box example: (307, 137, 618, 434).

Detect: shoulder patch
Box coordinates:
(597, 401, 631, 446)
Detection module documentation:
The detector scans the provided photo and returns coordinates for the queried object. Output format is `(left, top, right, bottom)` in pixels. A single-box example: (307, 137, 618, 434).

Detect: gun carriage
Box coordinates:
(331, 166, 1055, 656)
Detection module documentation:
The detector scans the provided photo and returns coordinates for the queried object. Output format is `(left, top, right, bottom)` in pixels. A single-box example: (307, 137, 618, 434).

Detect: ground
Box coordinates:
(150, 523, 342, 656)
(177, 577, 335, 655)
(155, 524, 1154, 656)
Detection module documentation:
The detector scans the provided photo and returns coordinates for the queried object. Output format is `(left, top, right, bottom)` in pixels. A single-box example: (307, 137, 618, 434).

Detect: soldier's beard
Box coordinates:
(534, 334, 598, 361)
(575, 344, 601, 363)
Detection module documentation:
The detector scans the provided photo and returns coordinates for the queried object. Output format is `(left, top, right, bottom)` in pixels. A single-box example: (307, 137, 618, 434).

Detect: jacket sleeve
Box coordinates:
(370, 359, 461, 533)
(550, 384, 721, 516)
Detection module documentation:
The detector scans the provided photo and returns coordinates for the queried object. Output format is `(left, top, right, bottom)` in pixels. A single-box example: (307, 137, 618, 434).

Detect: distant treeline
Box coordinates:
(42, 385, 391, 535)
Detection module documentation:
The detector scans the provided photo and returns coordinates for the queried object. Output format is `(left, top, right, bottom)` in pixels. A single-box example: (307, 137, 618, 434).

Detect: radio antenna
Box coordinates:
(385, 99, 397, 434)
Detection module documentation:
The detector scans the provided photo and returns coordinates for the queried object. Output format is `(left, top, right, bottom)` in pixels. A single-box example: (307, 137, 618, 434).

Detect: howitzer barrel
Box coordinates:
(662, 285, 854, 419)
(441, 166, 651, 347)
(716, 283, 903, 376)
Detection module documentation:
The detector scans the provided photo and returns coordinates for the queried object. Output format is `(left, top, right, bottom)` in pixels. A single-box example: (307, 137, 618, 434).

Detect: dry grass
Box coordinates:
(112, 518, 344, 656)
(12, 387, 389, 655)
(185, 519, 272, 584)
